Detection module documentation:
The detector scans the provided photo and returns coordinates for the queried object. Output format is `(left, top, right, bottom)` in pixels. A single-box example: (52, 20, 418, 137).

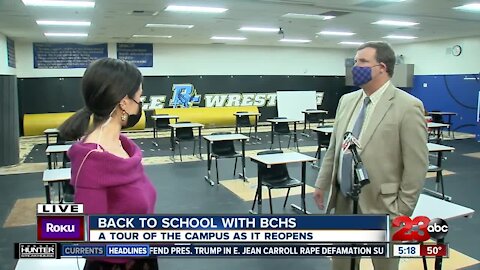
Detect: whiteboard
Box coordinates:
(276, 90, 317, 121)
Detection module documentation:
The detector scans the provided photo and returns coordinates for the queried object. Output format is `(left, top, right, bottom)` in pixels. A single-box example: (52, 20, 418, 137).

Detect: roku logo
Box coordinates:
(392, 216, 448, 242)
(46, 223, 76, 233)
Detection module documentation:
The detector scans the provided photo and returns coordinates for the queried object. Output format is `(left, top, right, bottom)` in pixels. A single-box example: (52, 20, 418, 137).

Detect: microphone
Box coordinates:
(343, 132, 360, 152)
(343, 132, 370, 187)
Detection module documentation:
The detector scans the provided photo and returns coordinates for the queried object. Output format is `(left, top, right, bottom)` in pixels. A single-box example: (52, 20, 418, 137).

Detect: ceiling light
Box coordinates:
(318, 31, 355, 36)
(165, 5, 227, 13)
(280, 38, 311, 43)
(211, 36, 246, 41)
(239, 27, 278, 32)
(145, 24, 194, 29)
(44, 33, 88, 37)
(454, 3, 480, 11)
(37, 20, 91, 26)
(282, 13, 335, 20)
(23, 0, 95, 8)
(383, 35, 417, 39)
(133, 35, 172, 38)
(372, 20, 418, 26)
(339, 41, 364, 45)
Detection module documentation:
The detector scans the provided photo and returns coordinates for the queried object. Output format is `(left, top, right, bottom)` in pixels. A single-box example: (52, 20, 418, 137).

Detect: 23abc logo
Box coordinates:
(392, 216, 448, 242)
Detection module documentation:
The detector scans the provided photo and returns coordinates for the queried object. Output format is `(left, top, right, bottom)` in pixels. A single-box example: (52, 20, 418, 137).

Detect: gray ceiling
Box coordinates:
(1, 0, 479, 48)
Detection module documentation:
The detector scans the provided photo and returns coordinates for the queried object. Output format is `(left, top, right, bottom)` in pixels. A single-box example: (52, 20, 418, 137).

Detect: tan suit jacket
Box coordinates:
(315, 83, 428, 217)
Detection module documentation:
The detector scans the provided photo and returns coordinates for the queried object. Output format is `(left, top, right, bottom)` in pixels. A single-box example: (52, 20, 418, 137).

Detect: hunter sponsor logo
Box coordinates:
(14, 243, 58, 259)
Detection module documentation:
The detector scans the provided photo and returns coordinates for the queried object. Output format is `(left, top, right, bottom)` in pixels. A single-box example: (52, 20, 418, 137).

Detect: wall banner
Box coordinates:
(33, 43, 108, 69)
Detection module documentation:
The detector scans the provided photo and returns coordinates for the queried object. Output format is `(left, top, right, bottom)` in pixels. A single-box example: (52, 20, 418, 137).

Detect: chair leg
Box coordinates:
(278, 135, 282, 150)
(193, 140, 196, 156)
(287, 134, 292, 148)
(295, 135, 299, 151)
(215, 158, 219, 181)
(283, 188, 291, 208)
(248, 126, 252, 138)
(251, 190, 258, 211)
(268, 188, 273, 214)
(233, 157, 238, 176)
(440, 171, 445, 200)
(178, 141, 183, 162)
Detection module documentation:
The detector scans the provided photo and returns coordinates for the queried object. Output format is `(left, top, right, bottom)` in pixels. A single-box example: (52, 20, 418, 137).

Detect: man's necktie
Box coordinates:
(340, 96, 371, 197)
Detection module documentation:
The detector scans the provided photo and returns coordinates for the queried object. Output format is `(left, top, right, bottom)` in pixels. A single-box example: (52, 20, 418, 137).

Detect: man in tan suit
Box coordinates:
(313, 41, 428, 270)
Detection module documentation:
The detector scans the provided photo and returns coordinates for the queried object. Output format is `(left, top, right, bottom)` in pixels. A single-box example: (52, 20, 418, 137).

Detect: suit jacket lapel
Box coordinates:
(360, 84, 395, 150)
(339, 91, 363, 136)
(334, 91, 363, 157)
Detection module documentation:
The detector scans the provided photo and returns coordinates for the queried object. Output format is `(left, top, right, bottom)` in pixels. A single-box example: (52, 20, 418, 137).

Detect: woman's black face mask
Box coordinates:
(123, 98, 142, 129)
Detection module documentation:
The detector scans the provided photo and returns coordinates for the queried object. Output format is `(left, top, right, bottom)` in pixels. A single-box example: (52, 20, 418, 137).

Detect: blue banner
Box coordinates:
(89, 215, 388, 230)
(117, 43, 153, 67)
(33, 43, 107, 69)
(7, 37, 15, 68)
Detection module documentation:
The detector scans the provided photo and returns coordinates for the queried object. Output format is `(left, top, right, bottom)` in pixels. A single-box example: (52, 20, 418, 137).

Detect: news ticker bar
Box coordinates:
(15, 243, 388, 259)
(16, 243, 450, 259)
(393, 244, 449, 257)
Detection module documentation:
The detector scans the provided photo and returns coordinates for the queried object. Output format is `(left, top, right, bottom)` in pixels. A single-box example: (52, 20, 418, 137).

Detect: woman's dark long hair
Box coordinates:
(59, 58, 142, 140)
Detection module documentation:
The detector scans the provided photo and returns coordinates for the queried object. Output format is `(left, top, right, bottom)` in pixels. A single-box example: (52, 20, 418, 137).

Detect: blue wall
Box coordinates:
(409, 74, 480, 134)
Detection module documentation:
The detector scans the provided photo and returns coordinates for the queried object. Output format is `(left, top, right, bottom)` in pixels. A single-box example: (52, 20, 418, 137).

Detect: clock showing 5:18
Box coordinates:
(393, 244, 420, 257)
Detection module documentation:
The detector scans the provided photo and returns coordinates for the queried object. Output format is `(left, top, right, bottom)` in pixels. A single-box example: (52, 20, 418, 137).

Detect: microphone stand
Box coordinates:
(347, 144, 370, 270)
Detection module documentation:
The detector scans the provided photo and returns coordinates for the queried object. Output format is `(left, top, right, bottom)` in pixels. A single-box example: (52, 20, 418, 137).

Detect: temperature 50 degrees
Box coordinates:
(420, 244, 448, 257)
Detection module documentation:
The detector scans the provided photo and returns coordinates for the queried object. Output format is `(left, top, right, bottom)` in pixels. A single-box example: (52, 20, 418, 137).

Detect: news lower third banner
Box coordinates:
(28, 210, 396, 259)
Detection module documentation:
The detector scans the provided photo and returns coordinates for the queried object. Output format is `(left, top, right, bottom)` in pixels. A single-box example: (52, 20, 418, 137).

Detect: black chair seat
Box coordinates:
(212, 152, 242, 159)
(262, 177, 302, 189)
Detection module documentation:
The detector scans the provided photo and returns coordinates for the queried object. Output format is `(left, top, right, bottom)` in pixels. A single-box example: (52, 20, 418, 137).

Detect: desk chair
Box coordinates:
(154, 114, 171, 137)
(270, 117, 298, 150)
(50, 134, 70, 169)
(251, 150, 303, 214)
(210, 132, 242, 181)
(175, 121, 197, 161)
(315, 126, 332, 161)
(236, 111, 252, 137)
(305, 109, 324, 130)
(61, 183, 75, 203)
(430, 110, 445, 140)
